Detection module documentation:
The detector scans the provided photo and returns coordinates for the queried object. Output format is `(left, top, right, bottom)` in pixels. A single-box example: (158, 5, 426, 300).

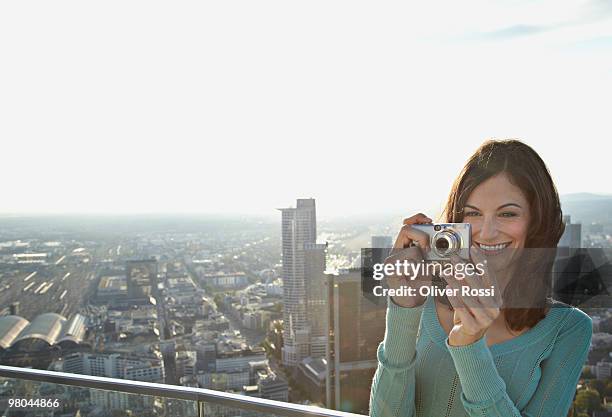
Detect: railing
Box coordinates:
(0, 365, 367, 417)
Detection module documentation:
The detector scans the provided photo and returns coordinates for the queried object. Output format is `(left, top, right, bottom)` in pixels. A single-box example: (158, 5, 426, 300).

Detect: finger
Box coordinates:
(440, 261, 455, 284)
(453, 307, 479, 331)
(447, 278, 499, 335)
(443, 268, 486, 310)
(393, 224, 432, 251)
(448, 255, 477, 308)
(446, 287, 463, 310)
(466, 304, 499, 324)
(386, 247, 424, 265)
(469, 246, 491, 285)
(392, 225, 412, 250)
(393, 213, 432, 249)
(402, 213, 432, 226)
(468, 248, 503, 306)
(450, 296, 490, 333)
(449, 255, 468, 282)
(469, 244, 484, 264)
(448, 254, 495, 308)
(443, 272, 466, 308)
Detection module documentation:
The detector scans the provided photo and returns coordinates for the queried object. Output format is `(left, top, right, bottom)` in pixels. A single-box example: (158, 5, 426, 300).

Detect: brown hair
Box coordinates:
(444, 139, 565, 331)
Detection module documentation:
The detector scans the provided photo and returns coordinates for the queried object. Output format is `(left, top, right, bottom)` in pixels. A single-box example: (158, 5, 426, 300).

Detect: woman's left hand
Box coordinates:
(442, 247, 503, 347)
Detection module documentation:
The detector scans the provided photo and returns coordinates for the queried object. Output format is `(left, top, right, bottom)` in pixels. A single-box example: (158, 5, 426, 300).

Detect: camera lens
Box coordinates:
(435, 237, 449, 251)
(434, 225, 441, 231)
(432, 230, 460, 258)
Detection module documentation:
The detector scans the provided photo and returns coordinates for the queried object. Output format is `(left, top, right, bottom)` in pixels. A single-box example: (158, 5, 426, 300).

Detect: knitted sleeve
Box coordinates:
(369, 298, 424, 417)
(446, 308, 592, 417)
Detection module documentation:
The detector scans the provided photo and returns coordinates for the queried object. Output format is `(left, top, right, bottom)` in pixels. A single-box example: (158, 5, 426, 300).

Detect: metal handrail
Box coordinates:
(0, 365, 366, 417)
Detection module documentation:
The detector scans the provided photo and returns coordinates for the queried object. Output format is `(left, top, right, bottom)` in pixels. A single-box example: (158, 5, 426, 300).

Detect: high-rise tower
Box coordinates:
(279, 198, 317, 367)
(326, 268, 386, 413)
(305, 242, 328, 359)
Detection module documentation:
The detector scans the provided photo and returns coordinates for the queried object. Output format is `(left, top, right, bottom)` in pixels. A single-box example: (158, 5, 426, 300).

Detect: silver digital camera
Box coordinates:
(412, 223, 471, 261)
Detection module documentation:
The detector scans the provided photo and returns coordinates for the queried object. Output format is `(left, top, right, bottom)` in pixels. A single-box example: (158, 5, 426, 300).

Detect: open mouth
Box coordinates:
(476, 241, 511, 255)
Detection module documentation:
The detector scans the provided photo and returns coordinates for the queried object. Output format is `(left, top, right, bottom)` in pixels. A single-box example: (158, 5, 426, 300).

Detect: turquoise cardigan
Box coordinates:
(369, 296, 592, 417)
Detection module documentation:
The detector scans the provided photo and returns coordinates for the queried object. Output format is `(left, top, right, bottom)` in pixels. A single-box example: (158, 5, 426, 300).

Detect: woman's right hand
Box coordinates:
(385, 213, 433, 308)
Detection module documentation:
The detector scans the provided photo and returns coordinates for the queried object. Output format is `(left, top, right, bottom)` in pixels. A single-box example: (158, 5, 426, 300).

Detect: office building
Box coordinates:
(558, 215, 582, 257)
(61, 352, 164, 383)
(326, 268, 386, 414)
(279, 198, 317, 367)
(126, 258, 158, 300)
(305, 242, 328, 359)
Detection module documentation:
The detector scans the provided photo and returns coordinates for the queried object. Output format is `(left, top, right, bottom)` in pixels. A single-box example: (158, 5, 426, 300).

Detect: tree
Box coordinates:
(574, 389, 602, 414)
(213, 293, 223, 306)
(605, 380, 612, 397)
(581, 367, 594, 379)
(588, 379, 606, 397)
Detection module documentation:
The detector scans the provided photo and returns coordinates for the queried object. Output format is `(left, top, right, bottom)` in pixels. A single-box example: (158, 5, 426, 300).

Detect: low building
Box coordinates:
(0, 313, 86, 352)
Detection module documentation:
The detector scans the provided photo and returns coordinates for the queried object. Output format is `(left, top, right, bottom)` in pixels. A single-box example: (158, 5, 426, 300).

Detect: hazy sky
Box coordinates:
(1, 1, 611, 218)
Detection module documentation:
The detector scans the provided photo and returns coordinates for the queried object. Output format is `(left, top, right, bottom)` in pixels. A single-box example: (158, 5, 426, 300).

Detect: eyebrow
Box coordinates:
(464, 203, 522, 210)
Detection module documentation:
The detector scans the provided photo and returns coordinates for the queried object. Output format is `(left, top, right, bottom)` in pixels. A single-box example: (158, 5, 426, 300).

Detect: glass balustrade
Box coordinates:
(0, 365, 366, 417)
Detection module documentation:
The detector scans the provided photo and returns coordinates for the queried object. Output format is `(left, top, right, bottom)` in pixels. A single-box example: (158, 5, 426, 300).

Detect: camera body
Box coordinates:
(412, 223, 471, 261)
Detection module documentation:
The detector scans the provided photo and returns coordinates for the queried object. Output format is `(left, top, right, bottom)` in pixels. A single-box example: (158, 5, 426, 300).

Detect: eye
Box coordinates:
(499, 212, 518, 218)
(463, 211, 481, 217)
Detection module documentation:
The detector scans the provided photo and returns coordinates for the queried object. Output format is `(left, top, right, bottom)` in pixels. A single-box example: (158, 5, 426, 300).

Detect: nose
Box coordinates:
(477, 215, 499, 242)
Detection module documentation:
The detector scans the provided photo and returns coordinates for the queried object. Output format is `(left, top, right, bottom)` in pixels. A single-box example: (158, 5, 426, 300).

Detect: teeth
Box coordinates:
(478, 243, 510, 251)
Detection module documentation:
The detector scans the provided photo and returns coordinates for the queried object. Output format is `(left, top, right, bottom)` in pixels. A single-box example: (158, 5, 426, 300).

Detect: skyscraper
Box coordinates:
(326, 268, 386, 414)
(305, 242, 328, 359)
(558, 215, 582, 257)
(279, 198, 317, 367)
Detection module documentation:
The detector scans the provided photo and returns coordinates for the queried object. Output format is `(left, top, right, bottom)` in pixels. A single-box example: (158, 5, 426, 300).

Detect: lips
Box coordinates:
(476, 241, 511, 255)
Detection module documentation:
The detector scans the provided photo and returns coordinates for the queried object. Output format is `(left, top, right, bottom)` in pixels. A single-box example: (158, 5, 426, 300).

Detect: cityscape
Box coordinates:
(0, 195, 611, 416)
(2, 0, 611, 415)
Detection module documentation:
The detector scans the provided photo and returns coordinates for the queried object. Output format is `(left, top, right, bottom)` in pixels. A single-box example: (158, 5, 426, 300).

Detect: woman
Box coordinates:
(369, 140, 592, 417)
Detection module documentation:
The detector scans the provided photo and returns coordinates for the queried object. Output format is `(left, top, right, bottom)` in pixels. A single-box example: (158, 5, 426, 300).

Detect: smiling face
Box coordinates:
(462, 172, 531, 271)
